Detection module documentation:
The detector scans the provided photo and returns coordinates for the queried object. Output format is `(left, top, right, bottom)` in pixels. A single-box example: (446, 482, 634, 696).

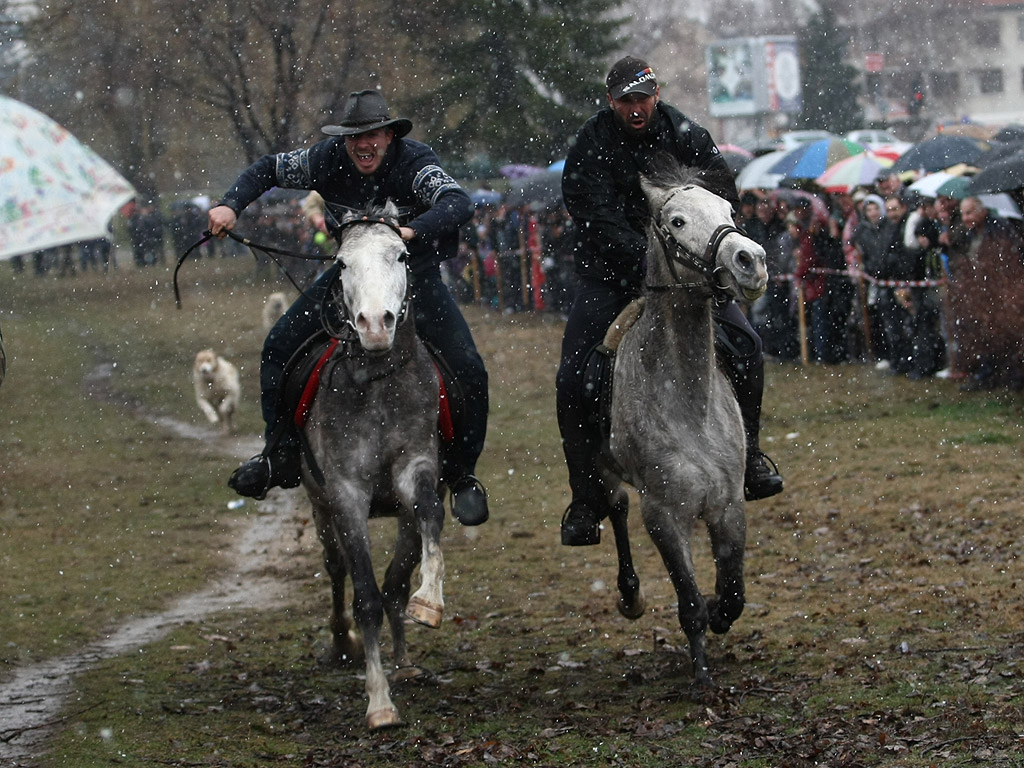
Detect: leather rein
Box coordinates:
(173, 214, 413, 342)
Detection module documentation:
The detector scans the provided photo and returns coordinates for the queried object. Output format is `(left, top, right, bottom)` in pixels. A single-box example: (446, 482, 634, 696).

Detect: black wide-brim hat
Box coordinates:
(322, 90, 413, 138)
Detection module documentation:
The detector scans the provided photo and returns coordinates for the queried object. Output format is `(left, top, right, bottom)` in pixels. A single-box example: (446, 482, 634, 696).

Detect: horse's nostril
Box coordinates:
(737, 251, 754, 270)
(384, 311, 396, 329)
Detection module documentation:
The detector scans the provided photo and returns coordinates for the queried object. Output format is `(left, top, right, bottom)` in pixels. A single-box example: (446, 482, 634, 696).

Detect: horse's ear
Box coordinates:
(640, 175, 670, 213)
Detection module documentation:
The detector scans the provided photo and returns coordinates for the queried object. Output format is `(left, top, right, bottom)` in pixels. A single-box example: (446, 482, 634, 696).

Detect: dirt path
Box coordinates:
(0, 364, 309, 766)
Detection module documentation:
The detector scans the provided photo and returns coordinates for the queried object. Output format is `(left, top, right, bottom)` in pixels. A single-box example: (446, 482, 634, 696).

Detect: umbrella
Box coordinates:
(769, 188, 829, 226)
(500, 163, 545, 179)
(909, 171, 971, 199)
(979, 193, 1023, 220)
(734, 150, 789, 190)
(717, 144, 754, 158)
(769, 138, 867, 180)
(891, 135, 991, 175)
(505, 169, 563, 209)
(547, 159, 566, 173)
(0, 95, 137, 261)
(965, 150, 1024, 194)
(722, 151, 753, 175)
(469, 188, 502, 207)
(815, 151, 894, 192)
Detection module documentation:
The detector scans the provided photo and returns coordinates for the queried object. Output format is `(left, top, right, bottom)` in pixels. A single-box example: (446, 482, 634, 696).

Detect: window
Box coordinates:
(976, 19, 1000, 47)
(1018, 14, 1024, 40)
(930, 71, 961, 97)
(978, 69, 1004, 94)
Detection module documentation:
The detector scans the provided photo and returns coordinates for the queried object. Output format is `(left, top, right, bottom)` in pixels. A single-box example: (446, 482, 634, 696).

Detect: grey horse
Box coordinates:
(301, 202, 446, 729)
(599, 165, 768, 686)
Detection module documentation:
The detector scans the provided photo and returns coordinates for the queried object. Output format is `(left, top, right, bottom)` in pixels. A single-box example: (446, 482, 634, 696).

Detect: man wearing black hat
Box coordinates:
(557, 57, 783, 546)
(208, 90, 490, 526)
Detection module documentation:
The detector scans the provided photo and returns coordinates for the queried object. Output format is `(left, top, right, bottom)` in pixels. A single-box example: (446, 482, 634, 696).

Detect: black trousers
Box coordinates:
(555, 276, 764, 501)
(260, 263, 489, 477)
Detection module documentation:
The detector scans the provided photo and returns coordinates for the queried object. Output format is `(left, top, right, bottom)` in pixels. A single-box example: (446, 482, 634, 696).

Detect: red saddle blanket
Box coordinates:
(292, 338, 455, 443)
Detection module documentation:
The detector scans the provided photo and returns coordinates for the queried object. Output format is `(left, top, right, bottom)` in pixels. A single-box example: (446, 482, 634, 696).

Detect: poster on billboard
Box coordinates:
(706, 36, 802, 118)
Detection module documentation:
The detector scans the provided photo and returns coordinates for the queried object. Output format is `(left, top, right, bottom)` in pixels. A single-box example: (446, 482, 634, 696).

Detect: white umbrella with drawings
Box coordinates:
(0, 94, 137, 261)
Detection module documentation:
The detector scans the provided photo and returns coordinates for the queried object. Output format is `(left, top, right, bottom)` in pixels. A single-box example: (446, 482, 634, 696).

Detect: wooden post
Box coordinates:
(797, 283, 810, 365)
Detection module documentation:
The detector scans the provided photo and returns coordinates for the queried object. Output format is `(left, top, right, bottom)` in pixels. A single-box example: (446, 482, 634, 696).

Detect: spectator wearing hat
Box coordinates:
(556, 56, 783, 547)
(208, 90, 490, 525)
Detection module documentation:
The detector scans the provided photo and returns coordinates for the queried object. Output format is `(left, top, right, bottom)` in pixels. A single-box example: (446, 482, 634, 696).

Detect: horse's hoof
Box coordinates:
(617, 592, 646, 620)
(405, 597, 443, 628)
(366, 706, 402, 731)
(391, 664, 430, 683)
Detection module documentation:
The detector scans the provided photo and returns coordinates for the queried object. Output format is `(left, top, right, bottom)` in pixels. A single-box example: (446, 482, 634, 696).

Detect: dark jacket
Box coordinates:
(561, 102, 738, 289)
(218, 137, 473, 276)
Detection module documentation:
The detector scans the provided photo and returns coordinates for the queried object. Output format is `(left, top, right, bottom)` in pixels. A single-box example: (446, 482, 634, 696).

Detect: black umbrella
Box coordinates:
(722, 150, 753, 175)
(965, 150, 1024, 194)
(891, 135, 991, 174)
(505, 170, 563, 209)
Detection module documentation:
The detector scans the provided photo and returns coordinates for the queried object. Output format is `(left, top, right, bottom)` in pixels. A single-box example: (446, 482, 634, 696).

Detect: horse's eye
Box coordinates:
(671, 217, 685, 228)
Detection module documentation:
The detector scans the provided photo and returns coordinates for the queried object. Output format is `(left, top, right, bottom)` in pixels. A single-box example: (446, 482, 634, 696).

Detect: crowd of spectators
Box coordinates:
(740, 171, 1024, 390)
(449, 201, 576, 317)
(13, 169, 1021, 391)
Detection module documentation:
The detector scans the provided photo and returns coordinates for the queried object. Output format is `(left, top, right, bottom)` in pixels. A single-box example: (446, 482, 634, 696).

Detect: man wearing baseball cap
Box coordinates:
(556, 57, 784, 546)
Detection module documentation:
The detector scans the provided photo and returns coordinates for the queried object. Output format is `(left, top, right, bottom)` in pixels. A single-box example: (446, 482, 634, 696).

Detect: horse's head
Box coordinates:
(641, 167, 767, 303)
(334, 201, 409, 353)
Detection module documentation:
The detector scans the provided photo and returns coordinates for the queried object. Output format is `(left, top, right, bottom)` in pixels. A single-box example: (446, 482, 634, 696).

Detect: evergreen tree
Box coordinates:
(403, 0, 627, 170)
(794, 3, 863, 133)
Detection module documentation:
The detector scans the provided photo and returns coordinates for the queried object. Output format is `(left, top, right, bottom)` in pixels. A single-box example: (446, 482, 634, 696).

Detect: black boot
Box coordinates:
(228, 439, 302, 500)
(560, 499, 602, 546)
(744, 449, 783, 501)
(449, 474, 489, 526)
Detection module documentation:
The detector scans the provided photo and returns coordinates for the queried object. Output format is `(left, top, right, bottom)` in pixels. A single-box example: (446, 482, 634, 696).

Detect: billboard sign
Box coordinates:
(706, 36, 802, 117)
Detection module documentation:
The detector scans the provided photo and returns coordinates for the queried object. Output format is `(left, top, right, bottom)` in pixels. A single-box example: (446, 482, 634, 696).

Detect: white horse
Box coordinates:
(301, 202, 445, 729)
(600, 164, 768, 685)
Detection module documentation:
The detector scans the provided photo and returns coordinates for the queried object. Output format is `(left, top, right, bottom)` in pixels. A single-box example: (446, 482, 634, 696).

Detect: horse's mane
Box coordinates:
(642, 153, 736, 205)
(339, 200, 401, 228)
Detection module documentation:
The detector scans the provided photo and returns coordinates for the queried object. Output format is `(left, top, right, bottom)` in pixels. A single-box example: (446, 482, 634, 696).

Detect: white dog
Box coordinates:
(262, 292, 289, 330)
(192, 349, 240, 434)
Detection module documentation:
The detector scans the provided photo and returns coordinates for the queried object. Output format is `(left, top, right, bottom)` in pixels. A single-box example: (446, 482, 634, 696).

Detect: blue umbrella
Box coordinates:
(768, 138, 868, 180)
(470, 188, 502, 207)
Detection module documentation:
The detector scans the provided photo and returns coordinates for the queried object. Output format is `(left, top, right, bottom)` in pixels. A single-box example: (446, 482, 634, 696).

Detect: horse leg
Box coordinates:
(705, 498, 746, 635)
(403, 467, 446, 629)
(311, 501, 361, 666)
(642, 500, 712, 686)
(381, 514, 420, 671)
(608, 488, 645, 620)
(330, 509, 400, 730)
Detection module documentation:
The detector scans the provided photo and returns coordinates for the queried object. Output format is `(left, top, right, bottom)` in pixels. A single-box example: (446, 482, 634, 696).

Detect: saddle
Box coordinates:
(272, 330, 463, 485)
(580, 299, 759, 446)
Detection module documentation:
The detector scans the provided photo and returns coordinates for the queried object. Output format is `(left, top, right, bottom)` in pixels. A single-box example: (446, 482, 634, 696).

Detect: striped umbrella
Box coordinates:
(769, 138, 868, 179)
(815, 151, 894, 193)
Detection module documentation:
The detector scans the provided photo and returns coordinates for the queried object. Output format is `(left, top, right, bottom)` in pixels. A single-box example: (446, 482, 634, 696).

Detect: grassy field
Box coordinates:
(1, 253, 1022, 767)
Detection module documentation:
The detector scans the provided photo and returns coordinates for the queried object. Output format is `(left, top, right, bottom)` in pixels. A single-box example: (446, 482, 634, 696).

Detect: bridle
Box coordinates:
(646, 186, 744, 299)
(323, 214, 412, 341)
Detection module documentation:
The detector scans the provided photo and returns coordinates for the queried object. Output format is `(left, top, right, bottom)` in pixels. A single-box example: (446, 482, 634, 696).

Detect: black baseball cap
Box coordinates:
(606, 56, 658, 100)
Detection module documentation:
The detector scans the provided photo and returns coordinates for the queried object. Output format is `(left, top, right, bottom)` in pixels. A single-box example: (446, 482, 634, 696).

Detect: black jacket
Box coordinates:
(218, 137, 473, 276)
(561, 102, 738, 289)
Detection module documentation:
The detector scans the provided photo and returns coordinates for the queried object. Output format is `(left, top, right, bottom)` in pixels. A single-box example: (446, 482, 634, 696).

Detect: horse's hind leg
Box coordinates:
(608, 489, 645, 620)
(705, 499, 746, 635)
(643, 501, 712, 685)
